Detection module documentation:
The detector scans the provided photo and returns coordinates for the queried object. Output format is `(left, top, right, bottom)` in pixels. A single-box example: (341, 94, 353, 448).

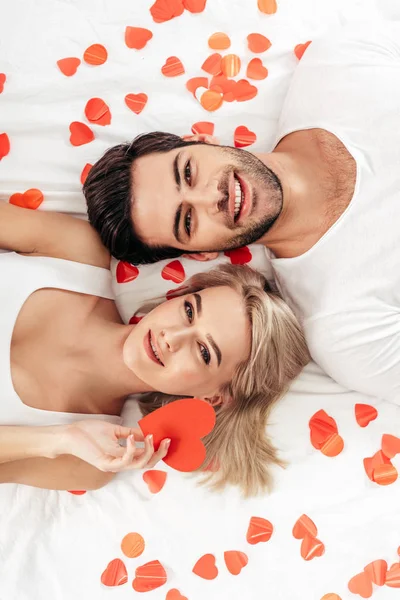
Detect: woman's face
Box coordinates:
(123, 285, 251, 399)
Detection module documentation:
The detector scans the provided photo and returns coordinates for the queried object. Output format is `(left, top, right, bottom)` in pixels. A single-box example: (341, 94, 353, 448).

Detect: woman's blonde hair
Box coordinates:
(138, 264, 310, 496)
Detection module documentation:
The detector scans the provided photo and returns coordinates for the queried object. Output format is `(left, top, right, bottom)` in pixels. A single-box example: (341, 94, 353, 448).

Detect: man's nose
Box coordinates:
(186, 186, 224, 215)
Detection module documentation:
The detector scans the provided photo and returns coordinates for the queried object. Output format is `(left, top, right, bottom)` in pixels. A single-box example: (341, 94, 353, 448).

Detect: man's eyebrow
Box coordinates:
(173, 152, 182, 189)
(173, 203, 183, 243)
(194, 293, 222, 367)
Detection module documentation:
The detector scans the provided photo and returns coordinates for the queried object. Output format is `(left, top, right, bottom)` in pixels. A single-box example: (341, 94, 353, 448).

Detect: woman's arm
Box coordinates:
(0, 201, 110, 268)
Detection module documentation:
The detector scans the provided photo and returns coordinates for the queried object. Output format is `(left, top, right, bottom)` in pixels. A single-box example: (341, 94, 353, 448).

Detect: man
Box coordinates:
(84, 24, 400, 402)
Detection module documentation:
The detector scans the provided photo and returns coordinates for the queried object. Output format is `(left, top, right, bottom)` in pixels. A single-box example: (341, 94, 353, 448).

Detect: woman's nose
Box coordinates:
(161, 327, 189, 353)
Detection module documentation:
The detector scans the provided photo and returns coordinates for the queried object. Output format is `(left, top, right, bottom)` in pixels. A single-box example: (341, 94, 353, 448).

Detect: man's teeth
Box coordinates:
(234, 179, 243, 218)
(150, 338, 161, 363)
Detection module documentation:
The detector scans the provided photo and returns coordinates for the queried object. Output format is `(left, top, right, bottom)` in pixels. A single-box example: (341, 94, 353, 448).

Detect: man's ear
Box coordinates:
(182, 252, 219, 262)
(182, 133, 221, 145)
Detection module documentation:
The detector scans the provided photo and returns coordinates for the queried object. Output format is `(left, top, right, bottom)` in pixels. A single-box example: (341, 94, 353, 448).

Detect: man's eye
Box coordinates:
(184, 209, 192, 237)
(184, 161, 192, 184)
(199, 344, 210, 365)
(184, 300, 193, 322)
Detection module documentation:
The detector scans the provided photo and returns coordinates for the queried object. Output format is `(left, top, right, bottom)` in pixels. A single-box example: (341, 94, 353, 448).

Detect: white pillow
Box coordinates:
(111, 244, 274, 324)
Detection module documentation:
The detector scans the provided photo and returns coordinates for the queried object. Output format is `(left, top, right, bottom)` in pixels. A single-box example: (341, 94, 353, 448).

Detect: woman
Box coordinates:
(0, 201, 309, 495)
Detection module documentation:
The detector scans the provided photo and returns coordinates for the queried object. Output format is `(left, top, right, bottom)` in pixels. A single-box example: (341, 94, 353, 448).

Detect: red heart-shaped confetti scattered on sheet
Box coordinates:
(182, 0, 206, 12)
(57, 57, 81, 77)
(68, 490, 86, 495)
(309, 409, 338, 449)
(234, 126, 257, 148)
(193, 554, 218, 579)
(224, 246, 252, 264)
(186, 76, 208, 95)
(116, 261, 139, 284)
(246, 516, 274, 544)
(139, 398, 216, 472)
(382, 434, 400, 458)
(221, 54, 241, 78)
(246, 58, 268, 80)
(363, 450, 391, 481)
(364, 559, 387, 586)
(125, 93, 148, 114)
(191, 121, 214, 135)
(210, 75, 236, 101)
(150, 0, 184, 23)
(355, 403, 378, 428)
(80, 163, 93, 185)
(101, 558, 128, 587)
(258, 0, 277, 14)
(385, 562, 400, 587)
(224, 551, 248, 575)
(247, 33, 271, 53)
(69, 122, 94, 146)
(166, 285, 189, 300)
(208, 32, 231, 50)
(125, 27, 153, 49)
(0, 133, 10, 160)
(121, 532, 145, 558)
(161, 260, 185, 283)
(83, 44, 108, 66)
(233, 79, 258, 102)
(133, 560, 167, 592)
(294, 41, 312, 60)
(84, 98, 111, 126)
(320, 595, 342, 600)
(143, 470, 167, 494)
(197, 88, 223, 111)
(348, 571, 373, 598)
(0, 73, 6, 92)
(373, 462, 398, 486)
(9, 189, 44, 210)
(202, 53, 222, 76)
(166, 589, 188, 600)
(292, 514, 318, 539)
(162, 56, 185, 77)
(300, 534, 325, 561)
(129, 315, 144, 324)
(320, 433, 344, 457)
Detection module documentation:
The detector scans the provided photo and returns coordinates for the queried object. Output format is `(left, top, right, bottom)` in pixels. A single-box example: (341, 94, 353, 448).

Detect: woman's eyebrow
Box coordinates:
(194, 293, 222, 366)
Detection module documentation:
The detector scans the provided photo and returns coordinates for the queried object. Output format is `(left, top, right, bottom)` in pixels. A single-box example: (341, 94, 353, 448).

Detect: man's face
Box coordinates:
(131, 143, 283, 252)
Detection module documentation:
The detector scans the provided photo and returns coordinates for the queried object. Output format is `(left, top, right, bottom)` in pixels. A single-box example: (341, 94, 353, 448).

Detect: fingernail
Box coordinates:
(148, 434, 153, 442)
(165, 439, 171, 448)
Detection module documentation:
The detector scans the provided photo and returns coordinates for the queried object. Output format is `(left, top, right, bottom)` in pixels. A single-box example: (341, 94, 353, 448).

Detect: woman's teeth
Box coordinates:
(150, 336, 162, 364)
(234, 178, 243, 219)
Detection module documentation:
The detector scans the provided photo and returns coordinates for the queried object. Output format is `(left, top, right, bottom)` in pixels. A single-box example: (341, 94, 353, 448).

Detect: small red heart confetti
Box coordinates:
(191, 121, 214, 135)
(364, 559, 387, 586)
(101, 558, 128, 587)
(193, 554, 218, 580)
(348, 571, 373, 598)
(0, 73, 6, 92)
(125, 27, 153, 50)
(166, 590, 188, 600)
(224, 551, 248, 575)
(116, 261, 139, 284)
(198, 89, 223, 111)
(363, 450, 391, 482)
(233, 79, 258, 102)
(186, 76, 208, 95)
(68, 490, 86, 495)
(0, 133, 10, 160)
(224, 246, 252, 264)
(80, 163, 93, 185)
(9, 189, 44, 210)
(208, 32, 231, 50)
(320, 595, 342, 600)
(320, 433, 344, 457)
(355, 404, 378, 428)
(385, 562, 400, 588)
(234, 126, 257, 148)
(246, 516, 273, 544)
(125, 93, 148, 115)
(121, 532, 145, 558)
(57, 57, 81, 77)
(258, 0, 277, 14)
(182, 0, 206, 12)
(150, 0, 184, 23)
(83, 44, 108, 66)
(381, 434, 400, 458)
(143, 470, 167, 494)
(294, 41, 312, 60)
(69, 122, 94, 146)
(162, 56, 185, 77)
(210, 75, 236, 101)
(300, 534, 325, 561)
(247, 33, 271, 53)
(129, 315, 144, 324)
(166, 285, 189, 300)
(202, 53, 222, 76)
(221, 54, 241, 78)
(246, 58, 268, 80)
(373, 462, 398, 486)
(292, 514, 318, 539)
(84, 98, 111, 126)
(161, 260, 185, 283)
(309, 409, 338, 449)
(132, 560, 167, 592)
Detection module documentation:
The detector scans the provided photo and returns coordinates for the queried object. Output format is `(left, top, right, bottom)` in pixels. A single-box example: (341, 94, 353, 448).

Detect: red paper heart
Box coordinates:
(382, 434, 400, 459)
(234, 127, 256, 148)
(68, 490, 86, 495)
(247, 33, 271, 54)
(224, 551, 248, 575)
(161, 260, 185, 284)
(129, 315, 144, 324)
(0, 132, 10, 160)
(57, 57, 81, 77)
(193, 554, 218, 580)
(202, 53, 222, 76)
(233, 79, 258, 102)
(191, 121, 215, 136)
(80, 163, 93, 185)
(84, 98, 111, 126)
(139, 398, 216, 472)
(121, 532, 145, 558)
(294, 41, 312, 61)
(182, 0, 207, 12)
(69, 122, 94, 146)
(143, 470, 167, 493)
(224, 247, 252, 265)
(258, 0, 277, 14)
(116, 261, 139, 284)
(363, 450, 391, 481)
(385, 562, 400, 588)
(132, 560, 167, 592)
(348, 571, 373, 598)
(166, 589, 188, 600)
(186, 76, 209, 95)
(125, 26, 153, 49)
(364, 559, 387, 586)
(246, 58, 268, 80)
(162, 56, 185, 77)
(355, 404, 378, 428)
(320, 433, 344, 457)
(150, 0, 184, 23)
(300, 534, 325, 561)
(9, 188, 44, 210)
(0, 73, 6, 93)
(309, 409, 338, 449)
(83, 44, 108, 66)
(125, 93, 148, 115)
(246, 516, 273, 544)
(320, 595, 342, 600)
(292, 514, 318, 539)
(101, 558, 128, 587)
(373, 462, 398, 486)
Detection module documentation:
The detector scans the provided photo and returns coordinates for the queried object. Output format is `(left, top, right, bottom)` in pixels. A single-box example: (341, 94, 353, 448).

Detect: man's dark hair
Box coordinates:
(83, 131, 205, 264)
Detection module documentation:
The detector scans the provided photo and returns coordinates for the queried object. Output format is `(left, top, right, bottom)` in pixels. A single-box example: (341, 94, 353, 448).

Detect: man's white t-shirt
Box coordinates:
(271, 24, 400, 402)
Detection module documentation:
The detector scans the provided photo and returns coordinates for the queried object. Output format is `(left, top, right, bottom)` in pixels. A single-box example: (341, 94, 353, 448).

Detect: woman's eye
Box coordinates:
(184, 161, 192, 184)
(184, 300, 193, 322)
(199, 344, 211, 365)
(184, 209, 192, 237)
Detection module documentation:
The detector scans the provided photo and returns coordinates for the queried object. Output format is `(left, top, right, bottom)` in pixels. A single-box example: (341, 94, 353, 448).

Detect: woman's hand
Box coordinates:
(58, 420, 170, 473)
